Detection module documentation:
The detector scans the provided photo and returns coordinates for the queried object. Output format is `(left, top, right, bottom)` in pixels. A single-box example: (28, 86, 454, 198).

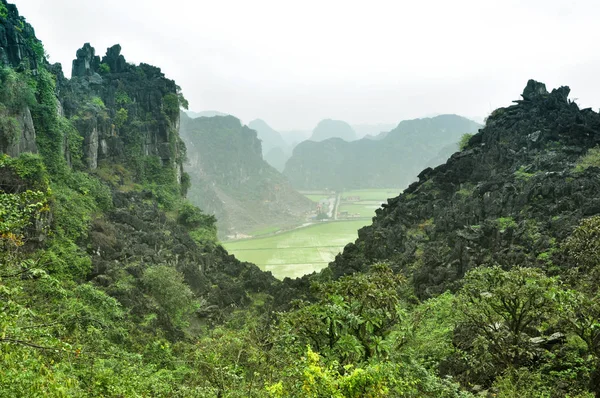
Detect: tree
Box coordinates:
(280, 263, 407, 364)
(455, 266, 561, 380)
(142, 265, 199, 329)
(562, 216, 600, 396)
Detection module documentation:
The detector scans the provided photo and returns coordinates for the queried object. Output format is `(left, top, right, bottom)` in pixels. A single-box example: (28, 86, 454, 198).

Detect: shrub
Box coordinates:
(0, 3, 8, 18)
(142, 265, 199, 329)
(459, 133, 473, 151)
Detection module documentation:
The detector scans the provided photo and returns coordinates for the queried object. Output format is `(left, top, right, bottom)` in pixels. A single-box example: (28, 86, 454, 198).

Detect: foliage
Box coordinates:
(178, 201, 217, 243)
(455, 266, 562, 382)
(459, 133, 473, 151)
(114, 107, 128, 128)
(514, 165, 535, 181)
(0, 3, 8, 18)
(496, 216, 517, 232)
(280, 263, 407, 364)
(574, 146, 600, 172)
(142, 265, 199, 329)
(98, 62, 110, 74)
(0, 66, 36, 112)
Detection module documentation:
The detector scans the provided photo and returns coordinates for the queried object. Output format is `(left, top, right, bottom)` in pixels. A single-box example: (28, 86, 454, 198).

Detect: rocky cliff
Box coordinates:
(180, 113, 312, 236)
(0, 0, 42, 157)
(0, 0, 279, 330)
(284, 114, 480, 190)
(328, 81, 600, 298)
(59, 43, 185, 185)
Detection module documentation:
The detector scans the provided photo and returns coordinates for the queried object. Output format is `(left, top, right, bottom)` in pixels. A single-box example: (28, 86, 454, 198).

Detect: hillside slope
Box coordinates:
(0, 2, 278, 393)
(284, 114, 480, 190)
(310, 118, 357, 142)
(180, 113, 312, 236)
(329, 81, 600, 298)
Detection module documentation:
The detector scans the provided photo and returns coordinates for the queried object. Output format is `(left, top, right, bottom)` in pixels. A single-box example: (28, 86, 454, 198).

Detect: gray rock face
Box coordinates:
(85, 127, 99, 170)
(72, 43, 100, 77)
(329, 80, 600, 299)
(62, 43, 185, 181)
(0, 2, 41, 70)
(102, 45, 127, 73)
(3, 106, 37, 157)
(522, 79, 548, 100)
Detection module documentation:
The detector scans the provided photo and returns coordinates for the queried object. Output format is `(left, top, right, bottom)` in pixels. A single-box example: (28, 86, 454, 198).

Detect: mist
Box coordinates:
(13, 0, 600, 131)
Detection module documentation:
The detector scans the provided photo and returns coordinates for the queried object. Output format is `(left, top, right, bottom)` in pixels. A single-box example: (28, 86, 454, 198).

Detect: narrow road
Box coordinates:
(333, 192, 341, 220)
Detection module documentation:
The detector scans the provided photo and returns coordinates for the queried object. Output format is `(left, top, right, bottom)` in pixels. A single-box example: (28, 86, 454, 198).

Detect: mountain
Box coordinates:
(284, 114, 481, 190)
(248, 119, 286, 154)
(352, 123, 397, 138)
(280, 129, 311, 147)
(264, 145, 290, 172)
(309, 119, 357, 142)
(247, 119, 292, 171)
(0, 2, 277, 393)
(186, 110, 229, 118)
(180, 113, 312, 236)
(328, 81, 600, 297)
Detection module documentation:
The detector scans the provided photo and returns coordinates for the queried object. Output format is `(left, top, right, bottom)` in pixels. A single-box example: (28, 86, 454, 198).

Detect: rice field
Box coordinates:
(224, 189, 402, 279)
(224, 220, 371, 279)
(337, 189, 402, 219)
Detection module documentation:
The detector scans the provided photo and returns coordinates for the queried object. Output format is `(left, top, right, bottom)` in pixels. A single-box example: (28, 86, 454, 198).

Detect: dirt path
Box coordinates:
(333, 192, 341, 220)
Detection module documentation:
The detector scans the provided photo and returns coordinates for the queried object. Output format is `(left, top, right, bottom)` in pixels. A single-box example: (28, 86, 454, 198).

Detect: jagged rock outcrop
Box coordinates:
(284, 114, 481, 190)
(0, 0, 41, 70)
(0, 1, 42, 157)
(61, 43, 185, 180)
(248, 119, 291, 171)
(72, 43, 100, 78)
(327, 81, 600, 298)
(88, 191, 277, 316)
(180, 113, 312, 236)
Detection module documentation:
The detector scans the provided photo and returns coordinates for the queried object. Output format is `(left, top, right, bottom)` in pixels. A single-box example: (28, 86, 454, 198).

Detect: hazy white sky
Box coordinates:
(13, 0, 600, 130)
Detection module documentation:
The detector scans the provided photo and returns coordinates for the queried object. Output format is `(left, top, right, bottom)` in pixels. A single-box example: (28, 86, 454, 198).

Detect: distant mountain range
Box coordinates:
(180, 113, 311, 236)
(186, 110, 230, 118)
(284, 114, 482, 190)
(310, 119, 357, 142)
(352, 123, 397, 138)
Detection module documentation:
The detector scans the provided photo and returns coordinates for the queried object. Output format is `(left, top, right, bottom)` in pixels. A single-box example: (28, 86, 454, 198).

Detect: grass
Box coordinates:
(338, 203, 379, 218)
(249, 225, 282, 237)
(337, 189, 399, 219)
(224, 220, 371, 279)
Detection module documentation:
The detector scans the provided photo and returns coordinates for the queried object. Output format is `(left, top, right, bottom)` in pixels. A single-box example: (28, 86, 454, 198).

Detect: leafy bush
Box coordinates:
(496, 216, 517, 231)
(142, 265, 199, 329)
(114, 107, 128, 128)
(459, 133, 473, 151)
(0, 3, 8, 18)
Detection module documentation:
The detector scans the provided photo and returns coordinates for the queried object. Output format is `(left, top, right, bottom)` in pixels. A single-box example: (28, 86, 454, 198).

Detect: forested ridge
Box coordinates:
(284, 115, 481, 190)
(179, 113, 311, 237)
(3, 1, 600, 397)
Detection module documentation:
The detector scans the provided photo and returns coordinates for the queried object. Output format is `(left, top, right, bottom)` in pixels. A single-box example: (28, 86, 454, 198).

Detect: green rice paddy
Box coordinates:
(224, 220, 371, 279)
(224, 189, 402, 279)
(337, 189, 401, 219)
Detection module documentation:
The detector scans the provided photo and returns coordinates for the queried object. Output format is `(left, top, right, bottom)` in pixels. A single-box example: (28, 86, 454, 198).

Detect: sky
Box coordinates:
(12, 0, 600, 131)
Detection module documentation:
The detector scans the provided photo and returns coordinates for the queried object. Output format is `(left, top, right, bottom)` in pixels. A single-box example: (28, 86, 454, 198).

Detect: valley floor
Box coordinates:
(224, 189, 402, 278)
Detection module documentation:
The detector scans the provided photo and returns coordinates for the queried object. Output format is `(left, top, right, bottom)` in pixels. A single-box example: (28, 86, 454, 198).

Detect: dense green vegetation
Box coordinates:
(3, 2, 600, 397)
